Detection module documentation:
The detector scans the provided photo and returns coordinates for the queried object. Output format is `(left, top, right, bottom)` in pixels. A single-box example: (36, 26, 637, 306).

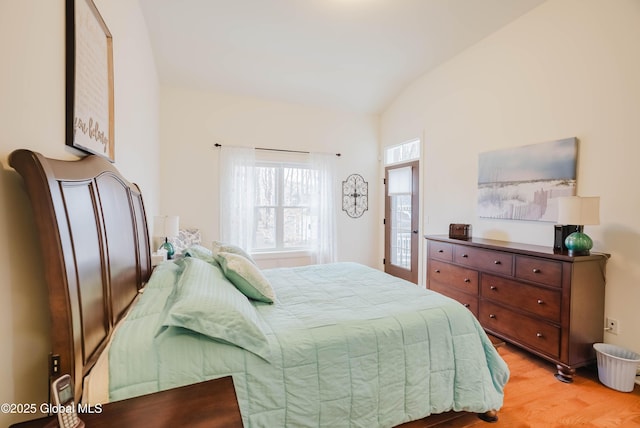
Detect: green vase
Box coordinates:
(564, 232, 592, 256)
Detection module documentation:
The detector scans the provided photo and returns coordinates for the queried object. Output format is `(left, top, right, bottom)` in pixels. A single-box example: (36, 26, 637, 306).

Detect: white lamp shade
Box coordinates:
(153, 215, 180, 237)
(388, 166, 412, 195)
(557, 196, 600, 225)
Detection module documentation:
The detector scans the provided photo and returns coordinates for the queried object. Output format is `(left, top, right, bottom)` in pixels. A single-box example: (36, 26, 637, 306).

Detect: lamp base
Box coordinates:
(160, 238, 175, 259)
(567, 249, 591, 257)
(564, 231, 592, 257)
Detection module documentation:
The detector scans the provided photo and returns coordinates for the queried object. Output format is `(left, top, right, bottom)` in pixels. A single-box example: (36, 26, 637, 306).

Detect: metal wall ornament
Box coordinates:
(342, 174, 368, 218)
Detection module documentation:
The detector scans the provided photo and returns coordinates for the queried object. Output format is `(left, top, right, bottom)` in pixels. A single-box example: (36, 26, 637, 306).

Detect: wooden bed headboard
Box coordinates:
(9, 149, 152, 402)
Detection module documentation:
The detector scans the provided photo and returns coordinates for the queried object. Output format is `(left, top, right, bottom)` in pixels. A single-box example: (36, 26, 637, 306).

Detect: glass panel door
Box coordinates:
(384, 161, 419, 283)
(390, 194, 412, 269)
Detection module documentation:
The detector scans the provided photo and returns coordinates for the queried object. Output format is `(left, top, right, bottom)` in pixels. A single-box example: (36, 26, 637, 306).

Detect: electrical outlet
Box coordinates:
(606, 317, 619, 335)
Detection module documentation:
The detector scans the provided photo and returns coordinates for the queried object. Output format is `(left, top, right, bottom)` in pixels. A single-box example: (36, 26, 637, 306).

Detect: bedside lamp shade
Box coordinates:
(557, 196, 599, 256)
(154, 215, 179, 259)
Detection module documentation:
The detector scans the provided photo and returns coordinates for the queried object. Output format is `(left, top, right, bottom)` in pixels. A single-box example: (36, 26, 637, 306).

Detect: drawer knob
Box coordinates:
(462, 254, 469, 258)
(438, 249, 444, 253)
(464, 278, 471, 283)
(537, 299, 544, 305)
(489, 314, 496, 319)
(435, 269, 441, 273)
(532, 268, 541, 273)
(493, 260, 501, 265)
(463, 303, 470, 308)
(536, 332, 543, 338)
(490, 285, 497, 291)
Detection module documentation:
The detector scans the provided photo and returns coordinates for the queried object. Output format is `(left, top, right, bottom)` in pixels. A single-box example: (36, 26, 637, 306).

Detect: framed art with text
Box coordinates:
(65, 0, 115, 162)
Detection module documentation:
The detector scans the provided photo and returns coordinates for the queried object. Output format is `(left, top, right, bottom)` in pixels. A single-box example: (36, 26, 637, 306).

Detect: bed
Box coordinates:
(9, 149, 509, 427)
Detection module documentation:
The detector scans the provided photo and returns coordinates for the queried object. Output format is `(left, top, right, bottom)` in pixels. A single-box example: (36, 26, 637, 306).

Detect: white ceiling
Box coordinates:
(139, 0, 545, 114)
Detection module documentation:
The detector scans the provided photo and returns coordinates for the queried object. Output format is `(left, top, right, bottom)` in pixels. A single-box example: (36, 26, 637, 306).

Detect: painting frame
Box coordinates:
(477, 138, 578, 222)
(65, 0, 115, 162)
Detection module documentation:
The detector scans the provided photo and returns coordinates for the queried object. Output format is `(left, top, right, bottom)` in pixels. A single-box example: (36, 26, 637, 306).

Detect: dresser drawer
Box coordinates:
(453, 245, 513, 276)
(430, 282, 478, 317)
(481, 274, 561, 322)
(515, 256, 563, 287)
(428, 241, 453, 261)
(428, 260, 478, 295)
(480, 301, 560, 358)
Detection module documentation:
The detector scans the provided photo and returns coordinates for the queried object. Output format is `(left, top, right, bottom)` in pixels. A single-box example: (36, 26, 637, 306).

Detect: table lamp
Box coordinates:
(154, 215, 179, 259)
(557, 196, 599, 256)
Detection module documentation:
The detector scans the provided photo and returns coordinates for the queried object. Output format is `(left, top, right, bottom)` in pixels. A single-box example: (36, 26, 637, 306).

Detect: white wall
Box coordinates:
(159, 86, 380, 268)
(381, 0, 640, 354)
(0, 0, 160, 425)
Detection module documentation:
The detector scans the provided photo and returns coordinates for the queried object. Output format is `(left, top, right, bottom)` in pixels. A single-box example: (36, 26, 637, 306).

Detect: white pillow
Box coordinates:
(169, 228, 201, 254)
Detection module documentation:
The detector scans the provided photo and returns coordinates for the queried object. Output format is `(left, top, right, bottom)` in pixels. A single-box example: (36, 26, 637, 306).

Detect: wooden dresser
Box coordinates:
(425, 235, 609, 382)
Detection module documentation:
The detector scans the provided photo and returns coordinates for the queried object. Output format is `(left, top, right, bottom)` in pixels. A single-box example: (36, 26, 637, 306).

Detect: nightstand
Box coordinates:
(10, 376, 242, 428)
(151, 251, 167, 267)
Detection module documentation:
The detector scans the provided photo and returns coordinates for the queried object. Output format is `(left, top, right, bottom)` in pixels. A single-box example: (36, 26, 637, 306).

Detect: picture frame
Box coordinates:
(65, 0, 115, 162)
(477, 137, 578, 222)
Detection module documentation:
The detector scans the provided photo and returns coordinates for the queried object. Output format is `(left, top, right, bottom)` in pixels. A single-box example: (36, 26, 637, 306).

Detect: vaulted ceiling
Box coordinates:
(139, 0, 546, 114)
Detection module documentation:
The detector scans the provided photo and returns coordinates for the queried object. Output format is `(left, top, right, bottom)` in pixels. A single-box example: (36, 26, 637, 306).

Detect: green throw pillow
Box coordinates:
(212, 241, 256, 265)
(157, 257, 272, 360)
(217, 251, 275, 304)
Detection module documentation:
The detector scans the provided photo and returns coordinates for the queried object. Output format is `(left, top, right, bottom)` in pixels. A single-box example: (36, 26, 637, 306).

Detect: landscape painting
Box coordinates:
(477, 138, 577, 222)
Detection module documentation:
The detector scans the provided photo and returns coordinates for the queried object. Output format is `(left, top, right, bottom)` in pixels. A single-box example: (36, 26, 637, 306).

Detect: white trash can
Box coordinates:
(593, 343, 640, 392)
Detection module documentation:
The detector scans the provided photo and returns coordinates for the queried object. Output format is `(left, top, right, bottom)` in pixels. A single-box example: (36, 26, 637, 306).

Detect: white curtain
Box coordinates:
(219, 146, 255, 252)
(310, 152, 338, 264)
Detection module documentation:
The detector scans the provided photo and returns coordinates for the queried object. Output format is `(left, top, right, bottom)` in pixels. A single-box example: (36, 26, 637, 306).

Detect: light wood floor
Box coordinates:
(400, 343, 640, 428)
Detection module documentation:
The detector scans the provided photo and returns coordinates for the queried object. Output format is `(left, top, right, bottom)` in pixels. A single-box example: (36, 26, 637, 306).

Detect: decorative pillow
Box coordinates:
(212, 240, 256, 265)
(169, 228, 202, 254)
(157, 257, 271, 361)
(217, 251, 275, 304)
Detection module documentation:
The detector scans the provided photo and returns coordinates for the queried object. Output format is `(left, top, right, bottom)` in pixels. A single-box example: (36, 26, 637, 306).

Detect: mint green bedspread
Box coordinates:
(109, 261, 509, 427)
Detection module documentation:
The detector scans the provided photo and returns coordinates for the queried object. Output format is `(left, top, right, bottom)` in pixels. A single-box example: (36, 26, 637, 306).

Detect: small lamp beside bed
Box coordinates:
(557, 196, 600, 257)
(154, 215, 179, 259)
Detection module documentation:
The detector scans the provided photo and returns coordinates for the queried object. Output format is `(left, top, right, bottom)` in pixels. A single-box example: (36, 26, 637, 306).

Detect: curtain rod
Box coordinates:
(214, 143, 341, 157)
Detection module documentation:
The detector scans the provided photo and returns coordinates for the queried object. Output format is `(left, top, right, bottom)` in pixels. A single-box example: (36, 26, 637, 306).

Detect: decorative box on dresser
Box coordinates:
(425, 235, 609, 382)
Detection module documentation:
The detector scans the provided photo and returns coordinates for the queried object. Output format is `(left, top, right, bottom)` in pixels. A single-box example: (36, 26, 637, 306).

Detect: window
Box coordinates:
(253, 162, 316, 251)
(219, 146, 337, 263)
(384, 139, 420, 165)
